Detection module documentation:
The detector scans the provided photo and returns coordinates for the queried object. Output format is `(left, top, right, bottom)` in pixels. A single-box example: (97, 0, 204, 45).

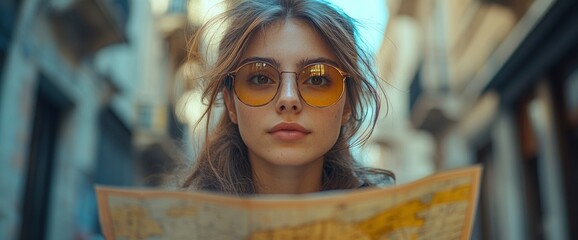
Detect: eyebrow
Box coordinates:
(238, 57, 341, 69)
(299, 57, 341, 68)
(238, 57, 281, 67)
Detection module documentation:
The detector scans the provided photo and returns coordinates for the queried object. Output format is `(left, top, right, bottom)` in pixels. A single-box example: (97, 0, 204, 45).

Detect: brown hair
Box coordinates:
(182, 0, 394, 194)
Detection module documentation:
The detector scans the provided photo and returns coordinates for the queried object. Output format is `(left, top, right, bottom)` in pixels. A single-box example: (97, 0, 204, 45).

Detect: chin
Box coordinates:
(264, 153, 323, 167)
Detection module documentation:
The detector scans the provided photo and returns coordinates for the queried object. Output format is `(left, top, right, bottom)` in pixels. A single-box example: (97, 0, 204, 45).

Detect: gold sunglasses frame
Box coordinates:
(226, 61, 349, 107)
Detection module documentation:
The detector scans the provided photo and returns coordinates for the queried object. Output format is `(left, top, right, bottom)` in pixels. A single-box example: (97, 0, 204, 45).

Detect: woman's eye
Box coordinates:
(249, 75, 274, 85)
(305, 76, 329, 86)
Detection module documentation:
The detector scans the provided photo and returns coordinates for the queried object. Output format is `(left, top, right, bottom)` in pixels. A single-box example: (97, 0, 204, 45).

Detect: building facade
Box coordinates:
(379, 0, 577, 239)
(0, 0, 193, 239)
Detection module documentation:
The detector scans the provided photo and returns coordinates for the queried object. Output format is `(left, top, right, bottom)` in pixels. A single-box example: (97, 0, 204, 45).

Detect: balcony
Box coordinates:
(49, 0, 129, 61)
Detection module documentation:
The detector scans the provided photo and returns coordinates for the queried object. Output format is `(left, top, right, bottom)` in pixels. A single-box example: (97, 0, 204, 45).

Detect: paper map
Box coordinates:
(96, 165, 481, 239)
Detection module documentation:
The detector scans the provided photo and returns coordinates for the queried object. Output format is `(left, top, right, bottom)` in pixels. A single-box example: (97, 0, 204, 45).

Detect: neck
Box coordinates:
(251, 159, 324, 194)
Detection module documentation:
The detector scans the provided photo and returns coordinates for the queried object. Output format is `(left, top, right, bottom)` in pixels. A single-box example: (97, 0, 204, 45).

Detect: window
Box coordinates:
(515, 92, 545, 240)
(19, 77, 70, 240)
(0, 0, 22, 78)
(472, 142, 499, 240)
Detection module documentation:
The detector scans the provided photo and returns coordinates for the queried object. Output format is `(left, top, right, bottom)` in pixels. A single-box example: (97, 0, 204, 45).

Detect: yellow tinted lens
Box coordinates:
(298, 64, 345, 107)
(234, 62, 279, 106)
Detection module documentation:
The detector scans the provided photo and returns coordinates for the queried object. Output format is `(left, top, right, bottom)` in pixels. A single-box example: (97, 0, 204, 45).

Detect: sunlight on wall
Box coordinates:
(150, 0, 169, 15)
(187, 0, 227, 25)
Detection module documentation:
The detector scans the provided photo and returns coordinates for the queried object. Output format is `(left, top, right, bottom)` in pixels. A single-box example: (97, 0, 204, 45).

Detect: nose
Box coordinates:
(275, 72, 302, 113)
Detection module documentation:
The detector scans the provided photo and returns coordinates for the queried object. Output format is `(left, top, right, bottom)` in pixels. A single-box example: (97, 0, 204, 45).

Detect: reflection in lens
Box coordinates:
(234, 62, 279, 106)
(300, 64, 344, 107)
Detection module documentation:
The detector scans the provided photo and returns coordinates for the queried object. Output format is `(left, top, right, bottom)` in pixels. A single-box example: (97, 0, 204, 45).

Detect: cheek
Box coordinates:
(234, 104, 264, 137)
(315, 106, 346, 137)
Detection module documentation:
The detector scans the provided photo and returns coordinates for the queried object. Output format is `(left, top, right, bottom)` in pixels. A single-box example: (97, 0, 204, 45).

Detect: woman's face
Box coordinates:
(224, 19, 350, 169)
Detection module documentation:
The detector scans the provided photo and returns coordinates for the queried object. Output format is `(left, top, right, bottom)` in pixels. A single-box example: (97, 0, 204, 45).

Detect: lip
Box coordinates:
(268, 122, 310, 141)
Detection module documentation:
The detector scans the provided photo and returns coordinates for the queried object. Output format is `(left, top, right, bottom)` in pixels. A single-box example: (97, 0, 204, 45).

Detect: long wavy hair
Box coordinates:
(181, 0, 394, 194)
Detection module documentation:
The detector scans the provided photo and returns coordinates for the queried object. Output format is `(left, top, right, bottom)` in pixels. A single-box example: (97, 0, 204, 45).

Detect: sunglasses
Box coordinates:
(226, 61, 349, 107)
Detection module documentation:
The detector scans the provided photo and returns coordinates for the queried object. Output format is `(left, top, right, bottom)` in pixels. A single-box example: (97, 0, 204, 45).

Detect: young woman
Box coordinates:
(182, 0, 394, 195)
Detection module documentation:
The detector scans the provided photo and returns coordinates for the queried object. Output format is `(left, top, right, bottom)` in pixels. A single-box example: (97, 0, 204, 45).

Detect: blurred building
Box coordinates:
(0, 0, 196, 239)
(377, 0, 577, 239)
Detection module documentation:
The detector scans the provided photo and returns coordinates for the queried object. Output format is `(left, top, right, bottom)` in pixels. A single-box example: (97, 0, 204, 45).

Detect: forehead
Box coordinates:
(240, 19, 340, 70)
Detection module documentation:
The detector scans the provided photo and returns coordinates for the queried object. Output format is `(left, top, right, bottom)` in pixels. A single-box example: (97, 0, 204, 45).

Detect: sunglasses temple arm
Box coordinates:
(224, 75, 234, 90)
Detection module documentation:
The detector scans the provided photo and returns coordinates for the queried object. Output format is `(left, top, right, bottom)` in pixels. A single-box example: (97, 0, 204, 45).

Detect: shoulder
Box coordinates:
(357, 167, 395, 188)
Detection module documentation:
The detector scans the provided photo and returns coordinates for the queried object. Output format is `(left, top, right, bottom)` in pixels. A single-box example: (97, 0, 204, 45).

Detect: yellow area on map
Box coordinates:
(110, 204, 164, 240)
(356, 199, 426, 239)
(248, 184, 472, 240)
(431, 185, 470, 204)
(358, 185, 471, 239)
(249, 219, 370, 240)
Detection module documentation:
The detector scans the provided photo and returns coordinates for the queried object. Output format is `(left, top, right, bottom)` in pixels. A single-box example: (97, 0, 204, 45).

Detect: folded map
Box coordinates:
(96, 165, 482, 240)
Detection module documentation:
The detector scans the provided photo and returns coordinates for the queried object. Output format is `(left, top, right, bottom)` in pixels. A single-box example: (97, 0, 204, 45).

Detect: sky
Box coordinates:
(329, 0, 389, 55)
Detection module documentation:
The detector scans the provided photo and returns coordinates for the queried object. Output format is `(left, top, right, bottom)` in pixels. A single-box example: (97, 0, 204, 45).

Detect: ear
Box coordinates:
(223, 88, 238, 124)
(341, 101, 352, 125)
